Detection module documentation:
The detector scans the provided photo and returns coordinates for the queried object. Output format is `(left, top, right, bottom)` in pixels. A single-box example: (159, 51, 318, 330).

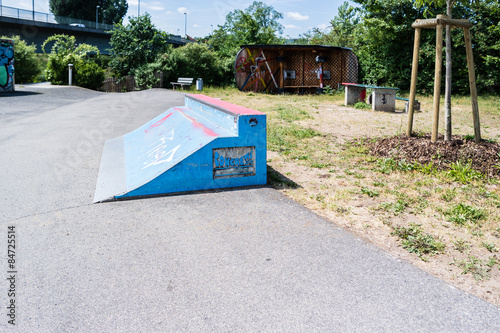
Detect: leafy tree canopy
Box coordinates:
(109, 13, 170, 77)
(49, 0, 127, 24)
(208, 1, 284, 58)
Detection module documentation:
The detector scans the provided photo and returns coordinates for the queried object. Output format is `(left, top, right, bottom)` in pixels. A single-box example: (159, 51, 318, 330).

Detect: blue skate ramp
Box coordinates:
(93, 94, 267, 202)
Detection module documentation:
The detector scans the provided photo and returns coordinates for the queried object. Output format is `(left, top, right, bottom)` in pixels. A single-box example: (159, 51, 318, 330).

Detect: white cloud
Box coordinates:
(165, 11, 174, 15)
(148, 5, 165, 11)
(193, 24, 201, 28)
(177, 7, 189, 14)
(286, 12, 309, 21)
(284, 24, 300, 29)
(317, 23, 329, 30)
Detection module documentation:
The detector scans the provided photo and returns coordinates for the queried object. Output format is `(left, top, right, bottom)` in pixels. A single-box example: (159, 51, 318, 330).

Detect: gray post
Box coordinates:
(68, 64, 73, 86)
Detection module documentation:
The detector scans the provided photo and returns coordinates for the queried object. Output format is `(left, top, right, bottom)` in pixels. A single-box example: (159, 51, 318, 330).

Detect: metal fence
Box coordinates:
(0, 5, 114, 31)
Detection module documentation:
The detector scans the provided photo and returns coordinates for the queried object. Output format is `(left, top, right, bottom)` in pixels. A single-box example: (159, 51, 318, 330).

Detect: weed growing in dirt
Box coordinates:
(361, 187, 380, 197)
(453, 256, 491, 281)
(454, 239, 471, 253)
(481, 242, 498, 253)
(391, 223, 445, 260)
(444, 203, 486, 225)
(446, 161, 484, 183)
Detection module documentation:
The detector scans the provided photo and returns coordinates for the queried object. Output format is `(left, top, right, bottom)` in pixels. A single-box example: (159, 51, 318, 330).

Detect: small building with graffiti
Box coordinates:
(235, 44, 358, 94)
(0, 38, 15, 92)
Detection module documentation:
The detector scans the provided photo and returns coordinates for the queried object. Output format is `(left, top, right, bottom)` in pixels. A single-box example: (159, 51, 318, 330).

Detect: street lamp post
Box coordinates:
(211, 25, 213, 34)
(96, 6, 100, 28)
(184, 13, 187, 38)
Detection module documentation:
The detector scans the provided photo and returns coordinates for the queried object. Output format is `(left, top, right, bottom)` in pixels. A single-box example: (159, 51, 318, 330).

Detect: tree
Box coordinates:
(208, 1, 284, 58)
(2, 35, 41, 83)
(49, 0, 127, 24)
(299, 2, 360, 47)
(108, 14, 170, 77)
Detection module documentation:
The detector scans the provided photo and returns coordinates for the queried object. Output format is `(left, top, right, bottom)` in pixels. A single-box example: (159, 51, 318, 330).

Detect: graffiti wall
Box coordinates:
(235, 45, 358, 94)
(0, 39, 15, 92)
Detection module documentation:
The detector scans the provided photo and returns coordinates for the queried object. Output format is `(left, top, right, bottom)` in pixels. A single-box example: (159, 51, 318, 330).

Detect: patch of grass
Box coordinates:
(354, 102, 371, 109)
(446, 161, 484, 184)
(361, 187, 380, 198)
(453, 256, 491, 281)
(440, 188, 457, 202)
(275, 105, 311, 122)
(444, 203, 486, 225)
(267, 124, 320, 154)
(391, 223, 445, 259)
(380, 198, 410, 215)
(375, 158, 417, 174)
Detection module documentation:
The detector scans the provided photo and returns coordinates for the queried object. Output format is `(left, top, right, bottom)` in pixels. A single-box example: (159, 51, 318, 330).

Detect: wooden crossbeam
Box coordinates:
(412, 17, 473, 29)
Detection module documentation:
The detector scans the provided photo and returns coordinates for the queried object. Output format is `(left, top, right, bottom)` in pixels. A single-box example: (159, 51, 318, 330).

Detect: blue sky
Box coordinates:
(5, 0, 353, 38)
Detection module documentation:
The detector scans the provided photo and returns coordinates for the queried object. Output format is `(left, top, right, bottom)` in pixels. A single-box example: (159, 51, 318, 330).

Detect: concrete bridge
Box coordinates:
(0, 12, 189, 54)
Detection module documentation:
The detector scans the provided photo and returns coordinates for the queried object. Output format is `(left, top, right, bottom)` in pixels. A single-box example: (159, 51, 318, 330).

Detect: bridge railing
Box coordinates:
(0, 5, 114, 31)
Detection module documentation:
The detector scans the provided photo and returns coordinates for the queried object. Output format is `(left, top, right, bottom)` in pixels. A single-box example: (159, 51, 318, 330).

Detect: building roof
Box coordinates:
(240, 44, 353, 51)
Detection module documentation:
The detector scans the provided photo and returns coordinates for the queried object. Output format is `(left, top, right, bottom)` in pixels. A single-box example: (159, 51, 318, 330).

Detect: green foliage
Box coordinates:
(2, 35, 41, 83)
(109, 14, 169, 77)
(446, 160, 483, 183)
(42, 34, 104, 89)
(444, 203, 486, 225)
(208, 1, 284, 59)
(361, 187, 380, 197)
(164, 43, 230, 86)
(354, 102, 371, 109)
(50, 0, 127, 24)
(74, 61, 105, 90)
(392, 223, 446, 259)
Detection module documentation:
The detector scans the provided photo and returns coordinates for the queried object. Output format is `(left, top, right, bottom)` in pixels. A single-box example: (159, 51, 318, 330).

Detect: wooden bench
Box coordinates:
(342, 83, 399, 112)
(170, 78, 193, 90)
(396, 96, 421, 113)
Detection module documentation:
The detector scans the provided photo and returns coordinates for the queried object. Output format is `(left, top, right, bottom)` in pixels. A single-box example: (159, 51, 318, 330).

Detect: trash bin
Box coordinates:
(196, 78, 203, 91)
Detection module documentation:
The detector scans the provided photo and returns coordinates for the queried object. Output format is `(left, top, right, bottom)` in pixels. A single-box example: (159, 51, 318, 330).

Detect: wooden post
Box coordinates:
(464, 27, 481, 143)
(431, 19, 444, 142)
(406, 27, 421, 136)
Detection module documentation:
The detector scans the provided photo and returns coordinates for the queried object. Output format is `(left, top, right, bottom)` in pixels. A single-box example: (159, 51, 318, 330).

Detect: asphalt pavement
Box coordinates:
(1, 83, 499, 332)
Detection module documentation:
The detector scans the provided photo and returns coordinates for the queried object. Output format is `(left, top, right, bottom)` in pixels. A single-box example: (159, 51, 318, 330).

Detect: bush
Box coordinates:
(42, 34, 105, 89)
(75, 61, 105, 90)
(2, 35, 41, 83)
(163, 43, 229, 87)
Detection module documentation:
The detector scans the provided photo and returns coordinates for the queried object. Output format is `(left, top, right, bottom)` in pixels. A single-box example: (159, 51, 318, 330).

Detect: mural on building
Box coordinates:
(0, 39, 15, 92)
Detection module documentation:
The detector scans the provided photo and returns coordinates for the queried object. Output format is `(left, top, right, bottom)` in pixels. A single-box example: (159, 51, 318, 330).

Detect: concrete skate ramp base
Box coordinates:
(93, 94, 267, 202)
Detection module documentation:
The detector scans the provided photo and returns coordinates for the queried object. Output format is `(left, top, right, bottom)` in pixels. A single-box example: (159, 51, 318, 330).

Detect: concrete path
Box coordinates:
(1, 84, 499, 332)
